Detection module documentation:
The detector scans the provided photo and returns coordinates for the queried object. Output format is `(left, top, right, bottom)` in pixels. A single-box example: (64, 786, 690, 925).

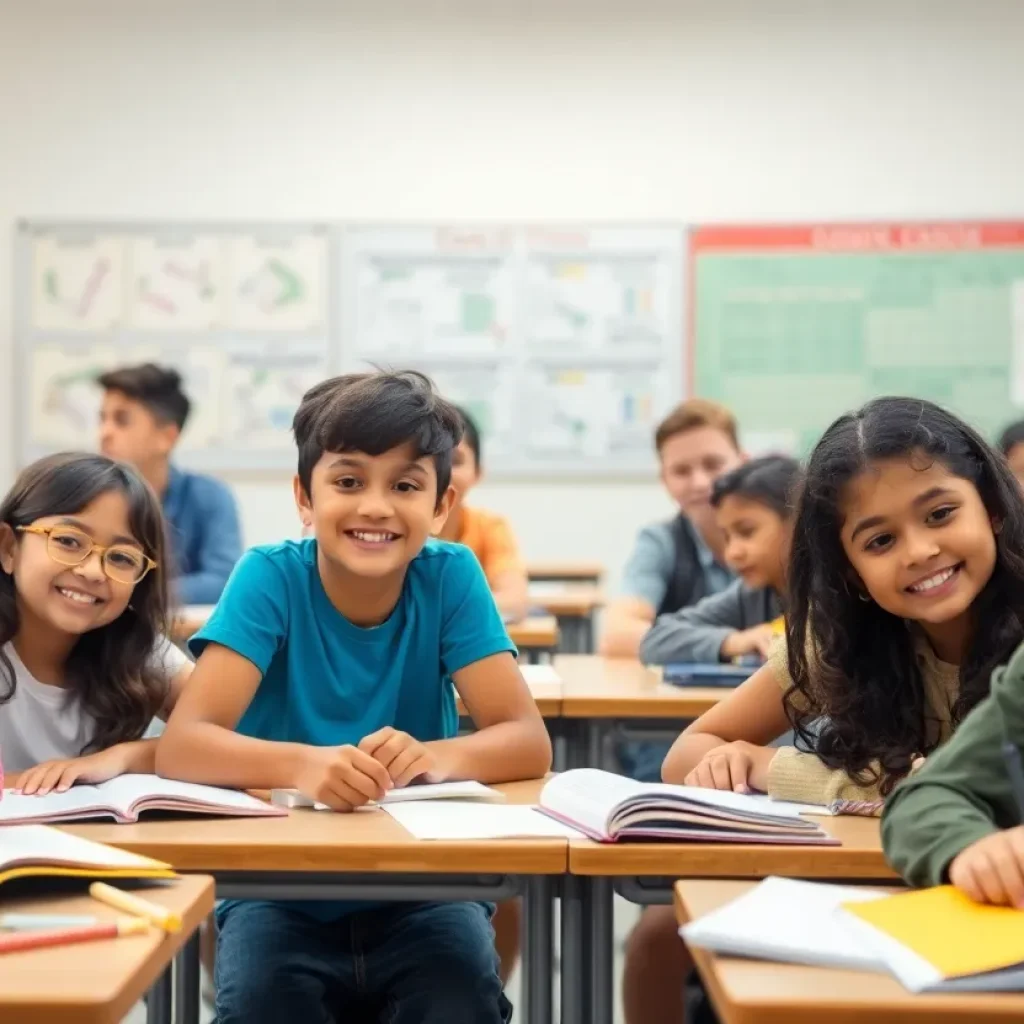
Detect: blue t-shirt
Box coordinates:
(189, 536, 516, 918)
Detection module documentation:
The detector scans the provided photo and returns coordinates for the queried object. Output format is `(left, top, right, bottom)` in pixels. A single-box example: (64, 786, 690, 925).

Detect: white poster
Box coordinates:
(32, 236, 124, 332)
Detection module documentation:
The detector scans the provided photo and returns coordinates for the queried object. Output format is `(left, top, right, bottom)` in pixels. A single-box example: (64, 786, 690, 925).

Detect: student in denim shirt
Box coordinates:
(157, 369, 551, 1024)
(98, 363, 241, 605)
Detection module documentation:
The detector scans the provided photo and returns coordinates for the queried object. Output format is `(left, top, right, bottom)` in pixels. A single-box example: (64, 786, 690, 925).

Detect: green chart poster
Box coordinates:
(691, 222, 1024, 454)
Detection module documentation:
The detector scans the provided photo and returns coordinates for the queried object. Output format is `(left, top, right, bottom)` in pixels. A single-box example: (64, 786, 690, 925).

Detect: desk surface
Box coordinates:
(556, 654, 731, 719)
(63, 779, 566, 875)
(674, 879, 1024, 1022)
(527, 562, 604, 583)
(0, 874, 213, 1024)
(507, 615, 560, 649)
(569, 813, 896, 878)
(527, 584, 606, 617)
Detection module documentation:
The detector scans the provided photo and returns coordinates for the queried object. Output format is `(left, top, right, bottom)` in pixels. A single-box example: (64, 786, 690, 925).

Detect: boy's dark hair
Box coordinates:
(999, 419, 1024, 456)
(711, 455, 801, 518)
(455, 406, 482, 470)
(97, 363, 191, 431)
(786, 396, 1024, 796)
(293, 370, 463, 504)
(0, 453, 170, 754)
(654, 398, 739, 453)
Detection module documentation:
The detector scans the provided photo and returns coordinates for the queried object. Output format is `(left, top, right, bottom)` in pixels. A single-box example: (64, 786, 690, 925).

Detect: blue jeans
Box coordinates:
(617, 739, 675, 783)
(214, 900, 512, 1024)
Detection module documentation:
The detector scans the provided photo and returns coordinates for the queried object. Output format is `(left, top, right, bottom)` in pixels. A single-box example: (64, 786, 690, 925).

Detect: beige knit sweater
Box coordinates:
(766, 632, 960, 807)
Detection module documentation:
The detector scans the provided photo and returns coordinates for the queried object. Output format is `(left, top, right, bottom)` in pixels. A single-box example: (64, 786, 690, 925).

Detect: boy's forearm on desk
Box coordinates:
(156, 724, 308, 789)
(426, 719, 552, 783)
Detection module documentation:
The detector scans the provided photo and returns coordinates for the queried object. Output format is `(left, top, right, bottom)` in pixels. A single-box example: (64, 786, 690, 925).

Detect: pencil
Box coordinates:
(88, 882, 182, 933)
(0, 918, 148, 955)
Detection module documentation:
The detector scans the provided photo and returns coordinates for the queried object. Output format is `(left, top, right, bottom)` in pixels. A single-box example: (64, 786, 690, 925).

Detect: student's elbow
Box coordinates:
(522, 712, 554, 777)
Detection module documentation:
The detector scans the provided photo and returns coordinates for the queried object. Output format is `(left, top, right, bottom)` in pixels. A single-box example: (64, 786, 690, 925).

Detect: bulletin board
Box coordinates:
(15, 221, 334, 470)
(339, 224, 686, 476)
(691, 222, 1024, 454)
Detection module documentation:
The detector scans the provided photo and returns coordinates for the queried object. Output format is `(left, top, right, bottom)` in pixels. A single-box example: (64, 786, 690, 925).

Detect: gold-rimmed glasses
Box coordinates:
(16, 524, 157, 585)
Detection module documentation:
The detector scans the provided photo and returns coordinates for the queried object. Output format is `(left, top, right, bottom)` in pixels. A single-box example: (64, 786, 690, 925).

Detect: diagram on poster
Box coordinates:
(523, 367, 661, 461)
(354, 252, 515, 358)
(29, 345, 119, 448)
(221, 344, 326, 449)
(525, 255, 665, 353)
(229, 233, 326, 332)
(129, 236, 225, 331)
(32, 235, 124, 332)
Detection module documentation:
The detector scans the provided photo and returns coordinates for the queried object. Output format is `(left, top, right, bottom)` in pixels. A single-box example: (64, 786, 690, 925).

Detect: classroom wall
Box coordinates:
(2, 0, 1023, 591)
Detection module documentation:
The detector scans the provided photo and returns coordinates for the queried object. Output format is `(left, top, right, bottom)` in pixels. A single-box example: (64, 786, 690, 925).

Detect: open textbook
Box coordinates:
(683, 876, 1024, 993)
(0, 825, 175, 885)
(0, 774, 286, 824)
(534, 769, 836, 843)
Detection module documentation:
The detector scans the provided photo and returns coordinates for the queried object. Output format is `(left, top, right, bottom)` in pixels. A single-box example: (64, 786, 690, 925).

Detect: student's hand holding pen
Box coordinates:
(291, 744, 393, 811)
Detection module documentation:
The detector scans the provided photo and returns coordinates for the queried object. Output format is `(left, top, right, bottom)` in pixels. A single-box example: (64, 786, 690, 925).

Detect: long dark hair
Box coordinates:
(786, 397, 1024, 794)
(0, 453, 170, 753)
(711, 455, 802, 518)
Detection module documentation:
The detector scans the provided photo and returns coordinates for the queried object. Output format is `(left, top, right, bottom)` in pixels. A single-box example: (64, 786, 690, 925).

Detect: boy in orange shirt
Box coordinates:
(439, 407, 529, 622)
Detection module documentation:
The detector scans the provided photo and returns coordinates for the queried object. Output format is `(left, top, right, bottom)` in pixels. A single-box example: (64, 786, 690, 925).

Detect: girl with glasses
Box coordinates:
(0, 452, 193, 794)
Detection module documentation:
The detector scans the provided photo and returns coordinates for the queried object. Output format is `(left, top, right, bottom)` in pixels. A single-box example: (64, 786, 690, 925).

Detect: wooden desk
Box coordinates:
(527, 562, 604, 585)
(507, 615, 560, 663)
(675, 880, 1024, 1022)
(558, 654, 729, 719)
(0, 874, 213, 1024)
(569, 815, 895, 1024)
(569, 813, 895, 880)
(63, 779, 563, 876)
(63, 779, 563, 1024)
(527, 585, 605, 653)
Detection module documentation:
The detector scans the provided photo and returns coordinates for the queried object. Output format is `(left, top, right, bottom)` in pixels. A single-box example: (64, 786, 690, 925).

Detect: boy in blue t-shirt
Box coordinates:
(157, 369, 552, 1024)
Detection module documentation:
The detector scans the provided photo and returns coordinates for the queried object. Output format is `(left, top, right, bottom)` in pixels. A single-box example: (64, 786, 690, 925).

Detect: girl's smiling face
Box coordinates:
(839, 453, 998, 657)
(1, 490, 144, 640)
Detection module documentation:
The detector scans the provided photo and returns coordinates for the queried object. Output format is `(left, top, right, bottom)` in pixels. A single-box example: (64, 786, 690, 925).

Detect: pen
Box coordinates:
(0, 914, 98, 931)
(89, 882, 181, 933)
(1003, 740, 1024, 824)
(0, 918, 148, 955)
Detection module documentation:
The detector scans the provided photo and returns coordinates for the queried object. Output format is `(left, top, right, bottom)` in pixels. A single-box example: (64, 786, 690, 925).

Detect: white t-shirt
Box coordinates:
(0, 638, 190, 774)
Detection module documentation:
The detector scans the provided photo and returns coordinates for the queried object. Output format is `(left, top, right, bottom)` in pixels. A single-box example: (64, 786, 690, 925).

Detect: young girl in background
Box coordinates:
(639, 455, 800, 666)
(628, 397, 1024, 1024)
(0, 452, 192, 791)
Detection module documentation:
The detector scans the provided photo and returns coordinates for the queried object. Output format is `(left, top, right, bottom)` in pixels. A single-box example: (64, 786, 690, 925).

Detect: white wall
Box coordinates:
(2, 0, 1023, 590)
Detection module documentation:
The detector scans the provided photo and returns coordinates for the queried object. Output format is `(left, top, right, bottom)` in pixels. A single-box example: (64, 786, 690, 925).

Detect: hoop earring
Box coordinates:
(858, 590, 871, 603)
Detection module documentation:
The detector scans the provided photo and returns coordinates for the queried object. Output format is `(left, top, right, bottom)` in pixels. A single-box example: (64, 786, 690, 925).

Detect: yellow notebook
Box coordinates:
(0, 824, 175, 886)
(842, 885, 1024, 991)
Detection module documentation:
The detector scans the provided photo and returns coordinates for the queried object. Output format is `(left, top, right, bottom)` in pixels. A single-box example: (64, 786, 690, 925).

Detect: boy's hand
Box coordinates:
(14, 745, 135, 796)
(721, 625, 777, 661)
(359, 727, 437, 787)
(949, 827, 1024, 908)
(684, 741, 777, 794)
(292, 745, 393, 811)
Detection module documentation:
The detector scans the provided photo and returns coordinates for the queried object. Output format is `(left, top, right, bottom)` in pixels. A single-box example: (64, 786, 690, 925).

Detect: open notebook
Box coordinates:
(0, 774, 286, 824)
(0, 825, 175, 885)
(535, 769, 836, 843)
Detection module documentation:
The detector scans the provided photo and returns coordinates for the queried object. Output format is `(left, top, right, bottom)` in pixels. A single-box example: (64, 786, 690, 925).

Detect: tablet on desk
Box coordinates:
(662, 663, 755, 688)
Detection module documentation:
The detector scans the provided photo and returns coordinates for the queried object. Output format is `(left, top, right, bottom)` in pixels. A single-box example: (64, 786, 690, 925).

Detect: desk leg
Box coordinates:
(521, 875, 554, 1024)
(586, 718, 612, 772)
(146, 965, 173, 1024)
(174, 931, 201, 1024)
(590, 876, 614, 1024)
(559, 875, 591, 1024)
